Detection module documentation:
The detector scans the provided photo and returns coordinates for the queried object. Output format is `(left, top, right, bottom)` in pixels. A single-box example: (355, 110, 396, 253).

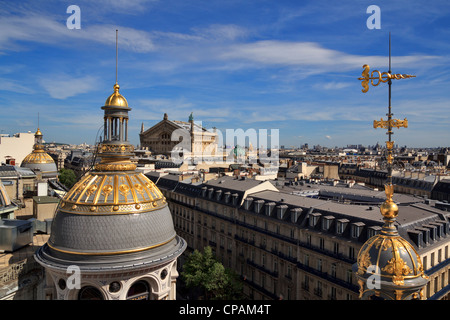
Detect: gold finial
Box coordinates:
(380, 184, 398, 219)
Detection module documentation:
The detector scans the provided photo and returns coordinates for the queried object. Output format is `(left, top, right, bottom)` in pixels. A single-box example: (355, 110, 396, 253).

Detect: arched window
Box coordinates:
(78, 286, 104, 300)
(127, 280, 151, 300)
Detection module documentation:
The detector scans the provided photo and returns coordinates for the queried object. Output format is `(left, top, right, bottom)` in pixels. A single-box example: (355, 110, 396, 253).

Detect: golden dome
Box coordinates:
(104, 84, 128, 108)
(61, 170, 166, 214)
(22, 127, 56, 165)
(355, 232, 428, 299)
(22, 151, 55, 164)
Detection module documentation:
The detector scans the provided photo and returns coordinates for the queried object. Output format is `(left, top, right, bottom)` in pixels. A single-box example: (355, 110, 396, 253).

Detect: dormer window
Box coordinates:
(336, 219, 349, 235)
(254, 200, 264, 213)
(322, 216, 334, 231)
(309, 212, 321, 227)
(351, 222, 365, 238)
(265, 202, 275, 216)
(215, 189, 222, 201)
(208, 188, 214, 199)
(367, 226, 381, 238)
(277, 205, 288, 220)
(231, 193, 238, 206)
(244, 197, 253, 210)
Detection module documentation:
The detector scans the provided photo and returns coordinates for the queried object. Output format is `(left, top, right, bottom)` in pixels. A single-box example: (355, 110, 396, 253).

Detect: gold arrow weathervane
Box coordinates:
(358, 33, 415, 205)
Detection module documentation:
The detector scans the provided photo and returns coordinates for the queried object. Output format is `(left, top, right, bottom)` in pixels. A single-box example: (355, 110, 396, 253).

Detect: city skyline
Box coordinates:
(1, 1, 449, 148)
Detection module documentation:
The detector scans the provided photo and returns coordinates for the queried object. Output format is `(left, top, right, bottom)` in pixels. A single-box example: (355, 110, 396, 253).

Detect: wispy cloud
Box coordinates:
(39, 75, 99, 99)
(0, 77, 36, 94)
(0, 13, 155, 53)
(219, 41, 438, 73)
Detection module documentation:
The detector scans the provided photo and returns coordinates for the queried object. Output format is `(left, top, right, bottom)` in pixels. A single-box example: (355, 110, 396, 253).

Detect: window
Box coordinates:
(331, 263, 337, 278)
(288, 246, 293, 258)
(303, 275, 309, 291)
(316, 281, 322, 297)
(336, 219, 349, 234)
(319, 238, 325, 250)
(348, 246, 355, 260)
(367, 226, 380, 238)
(333, 242, 339, 255)
(346, 270, 353, 283)
(309, 213, 321, 227)
(127, 280, 151, 300)
(261, 237, 266, 248)
(317, 259, 322, 272)
(78, 286, 104, 300)
(351, 222, 365, 238)
(330, 287, 337, 300)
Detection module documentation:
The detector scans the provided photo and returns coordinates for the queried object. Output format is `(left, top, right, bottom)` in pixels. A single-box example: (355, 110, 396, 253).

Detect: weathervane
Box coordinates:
(358, 33, 414, 191)
(354, 34, 429, 300)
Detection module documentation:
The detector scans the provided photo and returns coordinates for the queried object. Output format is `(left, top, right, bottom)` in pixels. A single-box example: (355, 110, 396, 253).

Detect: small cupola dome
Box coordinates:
(104, 84, 128, 108)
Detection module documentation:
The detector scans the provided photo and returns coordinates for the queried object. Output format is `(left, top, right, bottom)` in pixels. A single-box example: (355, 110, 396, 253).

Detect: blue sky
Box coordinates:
(0, 0, 449, 148)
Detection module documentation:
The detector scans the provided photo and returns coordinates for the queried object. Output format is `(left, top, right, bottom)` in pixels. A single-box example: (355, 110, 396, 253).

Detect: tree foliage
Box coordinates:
(58, 168, 77, 189)
(181, 246, 243, 300)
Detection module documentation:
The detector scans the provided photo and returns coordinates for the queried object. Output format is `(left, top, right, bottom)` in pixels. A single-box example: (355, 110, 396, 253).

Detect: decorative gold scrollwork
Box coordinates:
(381, 255, 413, 286)
(373, 118, 408, 129)
(358, 65, 415, 93)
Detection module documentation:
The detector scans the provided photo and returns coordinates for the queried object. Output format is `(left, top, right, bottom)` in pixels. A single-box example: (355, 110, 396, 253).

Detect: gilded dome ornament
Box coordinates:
(352, 34, 428, 300)
(21, 126, 58, 178)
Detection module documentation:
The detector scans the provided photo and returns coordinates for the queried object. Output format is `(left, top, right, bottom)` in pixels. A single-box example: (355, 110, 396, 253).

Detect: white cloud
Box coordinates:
(0, 77, 35, 94)
(219, 40, 438, 73)
(191, 24, 248, 41)
(39, 75, 99, 99)
(0, 13, 155, 53)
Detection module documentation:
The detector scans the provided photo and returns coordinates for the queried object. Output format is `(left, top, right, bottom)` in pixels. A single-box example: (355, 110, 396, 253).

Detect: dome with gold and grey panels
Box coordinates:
(35, 82, 186, 272)
(21, 127, 58, 179)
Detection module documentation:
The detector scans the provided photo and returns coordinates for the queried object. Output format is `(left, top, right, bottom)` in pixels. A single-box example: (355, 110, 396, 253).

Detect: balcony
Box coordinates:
(247, 259, 279, 278)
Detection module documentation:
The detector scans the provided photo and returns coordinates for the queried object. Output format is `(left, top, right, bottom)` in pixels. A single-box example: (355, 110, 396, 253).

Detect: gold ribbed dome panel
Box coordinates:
(61, 171, 166, 215)
(104, 84, 128, 107)
(356, 234, 425, 286)
(22, 151, 55, 164)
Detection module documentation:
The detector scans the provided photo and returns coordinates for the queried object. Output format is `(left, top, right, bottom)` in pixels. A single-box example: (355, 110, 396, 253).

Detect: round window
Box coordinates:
(58, 279, 66, 290)
(109, 281, 121, 293)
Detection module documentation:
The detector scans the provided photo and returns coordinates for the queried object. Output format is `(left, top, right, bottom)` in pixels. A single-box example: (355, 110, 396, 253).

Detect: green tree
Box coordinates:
(58, 168, 77, 189)
(181, 246, 243, 300)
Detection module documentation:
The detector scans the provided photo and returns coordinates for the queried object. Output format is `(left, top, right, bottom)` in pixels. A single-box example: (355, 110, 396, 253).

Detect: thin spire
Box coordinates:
(387, 32, 392, 186)
(388, 32, 391, 72)
(115, 29, 118, 85)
